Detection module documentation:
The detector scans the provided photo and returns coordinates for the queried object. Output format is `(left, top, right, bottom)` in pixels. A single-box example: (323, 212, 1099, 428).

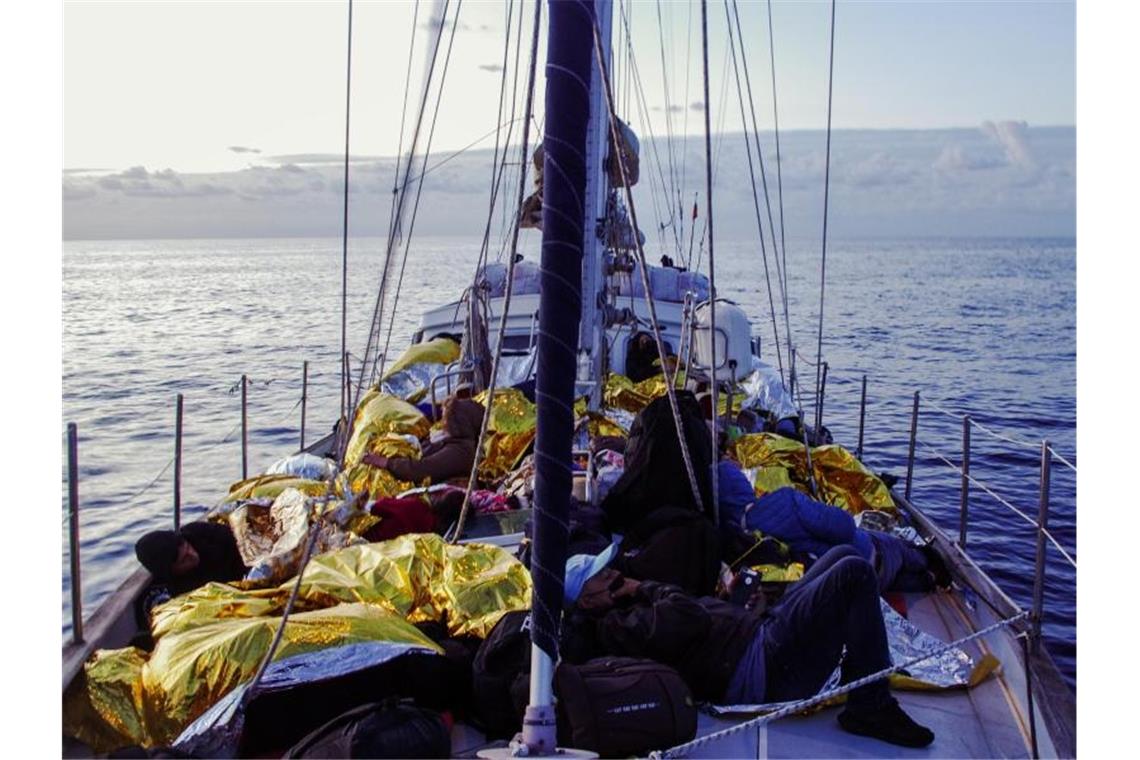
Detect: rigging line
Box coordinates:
(652, 610, 1029, 758)
(814, 0, 837, 434)
(403, 116, 523, 187)
(766, 0, 791, 343)
(339, 0, 354, 426)
(451, 0, 542, 546)
(916, 437, 1077, 569)
(476, 8, 525, 279)
(723, 0, 785, 386)
(654, 0, 683, 259)
(491, 6, 530, 267)
(351, 0, 452, 429)
(616, 0, 680, 248)
(473, 0, 516, 276)
(730, 0, 794, 384)
(377, 1, 464, 386)
(380, 0, 422, 304)
(592, 17, 707, 517)
(700, 0, 720, 525)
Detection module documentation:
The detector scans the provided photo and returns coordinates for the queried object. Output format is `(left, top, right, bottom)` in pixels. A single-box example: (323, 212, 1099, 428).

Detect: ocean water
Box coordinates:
(62, 235, 1076, 688)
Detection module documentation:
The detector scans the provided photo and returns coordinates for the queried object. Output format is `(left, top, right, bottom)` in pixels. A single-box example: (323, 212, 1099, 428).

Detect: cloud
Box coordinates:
(228, 145, 262, 155)
(63, 126, 1074, 240)
(932, 145, 1003, 173)
(478, 63, 504, 73)
(690, 101, 705, 112)
(266, 153, 381, 165)
(980, 120, 1036, 169)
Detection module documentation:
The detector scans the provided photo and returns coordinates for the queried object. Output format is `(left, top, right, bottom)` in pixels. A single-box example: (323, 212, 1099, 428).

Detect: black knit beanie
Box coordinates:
(135, 530, 181, 578)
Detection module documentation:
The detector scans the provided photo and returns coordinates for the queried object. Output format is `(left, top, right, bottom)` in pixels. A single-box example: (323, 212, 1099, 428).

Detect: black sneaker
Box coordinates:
(838, 700, 935, 748)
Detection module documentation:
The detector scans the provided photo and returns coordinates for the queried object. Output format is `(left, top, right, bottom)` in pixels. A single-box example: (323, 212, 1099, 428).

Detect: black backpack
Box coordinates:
(554, 657, 698, 757)
(600, 391, 714, 531)
(613, 506, 721, 597)
(283, 700, 450, 758)
(471, 610, 532, 738)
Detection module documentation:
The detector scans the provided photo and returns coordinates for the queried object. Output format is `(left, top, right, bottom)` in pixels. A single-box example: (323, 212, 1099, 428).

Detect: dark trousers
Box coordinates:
(761, 545, 893, 712)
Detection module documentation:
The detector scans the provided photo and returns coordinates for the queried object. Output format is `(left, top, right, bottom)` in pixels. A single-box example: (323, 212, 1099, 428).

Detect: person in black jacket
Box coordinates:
(135, 521, 248, 598)
(572, 544, 934, 749)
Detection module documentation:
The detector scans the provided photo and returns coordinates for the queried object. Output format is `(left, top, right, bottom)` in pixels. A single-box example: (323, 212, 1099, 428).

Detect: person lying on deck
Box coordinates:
(565, 544, 936, 749)
(135, 521, 248, 599)
(717, 460, 950, 592)
(362, 397, 485, 484)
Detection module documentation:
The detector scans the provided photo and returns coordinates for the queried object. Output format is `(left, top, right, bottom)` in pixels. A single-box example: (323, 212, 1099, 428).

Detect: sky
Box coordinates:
(62, 0, 1075, 240)
(64, 0, 1075, 173)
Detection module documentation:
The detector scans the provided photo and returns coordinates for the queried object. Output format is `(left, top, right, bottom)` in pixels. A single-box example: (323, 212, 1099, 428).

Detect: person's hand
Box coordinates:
(362, 453, 389, 469)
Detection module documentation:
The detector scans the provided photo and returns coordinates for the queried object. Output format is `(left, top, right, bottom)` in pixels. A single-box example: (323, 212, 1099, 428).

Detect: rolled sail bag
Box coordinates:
(283, 700, 450, 759)
(554, 657, 697, 757)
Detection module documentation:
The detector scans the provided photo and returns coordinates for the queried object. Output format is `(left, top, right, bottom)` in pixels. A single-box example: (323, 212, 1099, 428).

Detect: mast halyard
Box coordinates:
(577, 0, 614, 413)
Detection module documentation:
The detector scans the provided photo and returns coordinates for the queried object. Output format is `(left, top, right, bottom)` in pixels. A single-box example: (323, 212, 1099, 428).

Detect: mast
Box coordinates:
(578, 0, 613, 411)
(519, 0, 595, 755)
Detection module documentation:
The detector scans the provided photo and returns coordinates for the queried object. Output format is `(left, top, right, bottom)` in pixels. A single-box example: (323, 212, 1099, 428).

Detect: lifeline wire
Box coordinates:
(652, 610, 1029, 758)
(922, 395, 1078, 470)
(916, 437, 1077, 568)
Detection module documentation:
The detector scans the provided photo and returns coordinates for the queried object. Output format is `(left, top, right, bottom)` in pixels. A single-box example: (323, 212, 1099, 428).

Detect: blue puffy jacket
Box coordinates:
(717, 462, 873, 561)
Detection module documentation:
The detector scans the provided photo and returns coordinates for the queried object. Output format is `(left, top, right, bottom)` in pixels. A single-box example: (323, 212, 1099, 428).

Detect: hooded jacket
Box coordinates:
(386, 398, 484, 484)
(718, 462, 874, 561)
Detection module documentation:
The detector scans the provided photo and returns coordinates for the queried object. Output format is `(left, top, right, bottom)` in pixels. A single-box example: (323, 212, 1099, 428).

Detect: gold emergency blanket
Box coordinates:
(732, 433, 895, 513)
(474, 388, 537, 480)
(222, 474, 328, 503)
(344, 389, 432, 467)
(64, 604, 438, 751)
(65, 537, 530, 751)
(228, 488, 369, 585)
(380, 336, 462, 402)
(340, 433, 420, 500)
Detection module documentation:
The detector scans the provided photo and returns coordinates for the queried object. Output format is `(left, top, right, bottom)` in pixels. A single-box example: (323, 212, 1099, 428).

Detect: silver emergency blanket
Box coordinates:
(492, 352, 538, 388)
(266, 453, 337, 481)
(173, 640, 439, 757)
(738, 357, 798, 421)
(708, 599, 997, 716)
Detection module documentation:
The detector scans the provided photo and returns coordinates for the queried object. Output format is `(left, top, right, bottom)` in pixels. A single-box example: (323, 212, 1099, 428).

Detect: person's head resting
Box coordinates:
(442, 397, 485, 439)
(135, 530, 200, 580)
(563, 542, 620, 608)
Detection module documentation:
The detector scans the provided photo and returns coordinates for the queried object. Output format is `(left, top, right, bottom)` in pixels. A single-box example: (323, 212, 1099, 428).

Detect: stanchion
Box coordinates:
(174, 393, 183, 530)
(856, 374, 867, 459)
(68, 423, 83, 644)
(959, 415, 970, 548)
(905, 391, 919, 500)
(1031, 439, 1052, 650)
(300, 360, 309, 450)
(241, 374, 248, 480)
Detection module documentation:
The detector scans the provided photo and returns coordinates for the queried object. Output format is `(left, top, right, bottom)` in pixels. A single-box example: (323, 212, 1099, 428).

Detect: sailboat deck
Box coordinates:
(685, 590, 1035, 759)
